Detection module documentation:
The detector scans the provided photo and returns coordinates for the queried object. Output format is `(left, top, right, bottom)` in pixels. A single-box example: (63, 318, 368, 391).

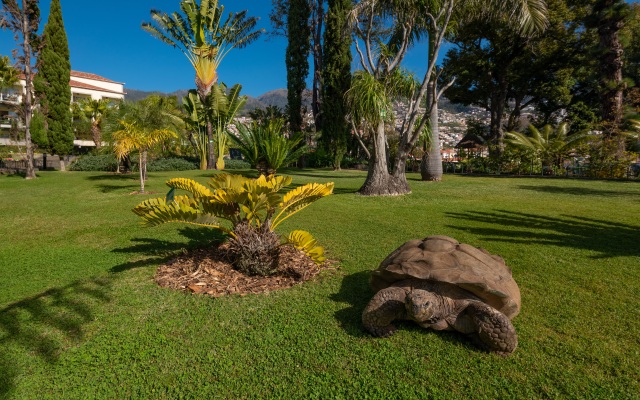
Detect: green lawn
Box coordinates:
(1, 169, 638, 398)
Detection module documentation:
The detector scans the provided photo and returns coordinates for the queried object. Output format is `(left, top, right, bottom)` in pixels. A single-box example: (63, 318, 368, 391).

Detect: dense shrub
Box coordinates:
(305, 148, 333, 168)
(69, 154, 119, 171)
(224, 159, 251, 169)
(146, 157, 198, 172)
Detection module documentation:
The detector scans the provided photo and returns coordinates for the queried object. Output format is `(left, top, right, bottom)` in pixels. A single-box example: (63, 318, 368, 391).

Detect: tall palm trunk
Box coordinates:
(139, 150, 147, 193)
(197, 85, 217, 170)
(91, 121, 102, 150)
(421, 77, 443, 181)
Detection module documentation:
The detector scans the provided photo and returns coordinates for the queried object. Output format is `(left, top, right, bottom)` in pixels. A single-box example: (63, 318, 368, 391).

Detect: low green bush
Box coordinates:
(146, 157, 197, 172)
(69, 154, 119, 171)
(224, 159, 251, 169)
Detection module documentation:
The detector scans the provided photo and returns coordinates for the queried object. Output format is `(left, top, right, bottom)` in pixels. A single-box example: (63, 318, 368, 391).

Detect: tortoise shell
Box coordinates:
(370, 235, 521, 319)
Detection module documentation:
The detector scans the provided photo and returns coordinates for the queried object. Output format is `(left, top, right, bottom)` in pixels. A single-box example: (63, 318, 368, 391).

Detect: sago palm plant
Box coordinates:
(133, 173, 333, 276)
(229, 119, 308, 176)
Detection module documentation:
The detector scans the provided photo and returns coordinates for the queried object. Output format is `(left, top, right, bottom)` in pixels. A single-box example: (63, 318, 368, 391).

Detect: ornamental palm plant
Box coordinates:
(111, 98, 179, 193)
(142, 0, 262, 169)
(505, 123, 593, 174)
(133, 173, 334, 275)
(75, 98, 111, 150)
(229, 119, 308, 176)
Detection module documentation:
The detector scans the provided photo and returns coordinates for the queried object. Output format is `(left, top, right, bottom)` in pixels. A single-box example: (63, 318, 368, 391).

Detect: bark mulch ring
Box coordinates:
(155, 243, 337, 297)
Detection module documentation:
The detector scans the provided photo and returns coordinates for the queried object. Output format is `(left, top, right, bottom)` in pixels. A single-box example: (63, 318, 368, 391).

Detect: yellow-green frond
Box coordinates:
(272, 182, 334, 229)
(132, 194, 222, 228)
(208, 173, 252, 191)
(166, 177, 214, 198)
(286, 230, 326, 264)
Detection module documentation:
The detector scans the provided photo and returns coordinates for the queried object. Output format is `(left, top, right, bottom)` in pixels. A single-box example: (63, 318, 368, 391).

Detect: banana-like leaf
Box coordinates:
(272, 182, 334, 229)
(286, 230, 326, 264)
(166, 177, 214, 198)
(208, 173, 251, 191)
(132, 195, 228, 232)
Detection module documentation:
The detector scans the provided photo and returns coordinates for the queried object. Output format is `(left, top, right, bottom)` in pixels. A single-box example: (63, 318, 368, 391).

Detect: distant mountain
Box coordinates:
(125, 88, 189, 103)
(124, 87, 308, 116)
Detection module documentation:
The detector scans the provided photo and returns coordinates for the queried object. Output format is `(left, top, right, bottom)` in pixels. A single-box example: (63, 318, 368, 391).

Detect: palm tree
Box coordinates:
(142, 0, 262, 169)
(505, 123, 593, 175)
(0, 55, 19, 94)
(111, 97, 179, 193)
(229, 119, 308, 176)
(182, 82, 247, 170)
(182, 90, 209, 169)
(75, 98, 111, 150)
(347, 0, 548, 194)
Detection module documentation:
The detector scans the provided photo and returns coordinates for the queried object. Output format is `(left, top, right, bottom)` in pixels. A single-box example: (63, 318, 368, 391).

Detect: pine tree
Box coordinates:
(286, 0, 311, 132)
(320, 0, 351, 170)
(34, 0, 73, 157)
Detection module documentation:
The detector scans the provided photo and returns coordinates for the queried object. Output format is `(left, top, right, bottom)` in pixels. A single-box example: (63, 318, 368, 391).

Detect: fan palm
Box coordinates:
(182, 83, 247, 170)
(142, 0, 262, 169)
(505, 123, 593, 174)
(182, 90, 209, 169)
(0, 55, 19, 94)
(111, 98, 179, 193)
(75, 98, 111, 149)
(230, 119, 308, 176)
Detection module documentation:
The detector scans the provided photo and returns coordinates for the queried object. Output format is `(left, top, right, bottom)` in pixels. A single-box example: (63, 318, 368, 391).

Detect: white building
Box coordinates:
(0, 70, 125, 144)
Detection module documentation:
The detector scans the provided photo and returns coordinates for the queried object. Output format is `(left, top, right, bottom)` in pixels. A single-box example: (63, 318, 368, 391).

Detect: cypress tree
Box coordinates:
(286, 0, 311, 132)
(34, 0, 73, 157)
(321, 0, 352, 170)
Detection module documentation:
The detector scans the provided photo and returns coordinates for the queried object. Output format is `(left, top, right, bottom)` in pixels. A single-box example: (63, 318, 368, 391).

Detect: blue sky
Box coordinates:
(1, 1, 638, 97)
(1, 1, 291, 96)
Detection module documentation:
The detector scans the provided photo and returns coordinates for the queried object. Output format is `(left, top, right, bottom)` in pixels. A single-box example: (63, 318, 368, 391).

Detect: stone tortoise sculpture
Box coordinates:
(362, 235, 521, 356)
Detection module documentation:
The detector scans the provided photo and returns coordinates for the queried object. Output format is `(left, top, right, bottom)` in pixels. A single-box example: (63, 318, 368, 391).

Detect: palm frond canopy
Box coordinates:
(142, 0, 262, 96)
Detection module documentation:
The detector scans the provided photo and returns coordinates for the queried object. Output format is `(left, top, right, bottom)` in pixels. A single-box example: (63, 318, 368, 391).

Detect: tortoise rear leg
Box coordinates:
(362, 286, 407, 337)
(456, 302, 518, 356)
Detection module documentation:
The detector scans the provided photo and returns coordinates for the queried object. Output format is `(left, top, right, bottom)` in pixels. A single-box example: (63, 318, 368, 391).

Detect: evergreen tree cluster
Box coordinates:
(320, 0, 352, 170)
(285, 0, 311, 132)
(33, 0, 73, 156)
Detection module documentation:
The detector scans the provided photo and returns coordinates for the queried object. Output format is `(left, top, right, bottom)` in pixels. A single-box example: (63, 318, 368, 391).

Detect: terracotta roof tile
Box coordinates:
(70, 70, 122, 84)
(69, 79, 124, 95)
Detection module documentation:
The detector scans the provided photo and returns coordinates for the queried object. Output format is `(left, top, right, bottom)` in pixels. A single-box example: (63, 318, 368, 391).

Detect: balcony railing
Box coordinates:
(0, 92, 20, 103)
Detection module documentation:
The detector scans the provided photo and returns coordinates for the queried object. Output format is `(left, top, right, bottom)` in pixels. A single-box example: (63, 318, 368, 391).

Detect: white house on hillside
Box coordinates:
(0, 70, 125, 144)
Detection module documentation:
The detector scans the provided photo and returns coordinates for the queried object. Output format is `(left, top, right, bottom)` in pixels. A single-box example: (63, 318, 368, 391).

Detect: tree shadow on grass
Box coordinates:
(0, 276, 113, 397)
(517, 184, 640, 199)
(446, 210, 640, 259)
(84, 173, 137, 181)
(330, 271, 375, 338)
(110, 227, 225, 273)
(95, 183, 143, 193)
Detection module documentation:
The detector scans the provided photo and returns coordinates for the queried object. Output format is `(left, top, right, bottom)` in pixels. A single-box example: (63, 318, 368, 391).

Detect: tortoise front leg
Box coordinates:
(456, 301, 518, 356)
(362, 286, 407, 337)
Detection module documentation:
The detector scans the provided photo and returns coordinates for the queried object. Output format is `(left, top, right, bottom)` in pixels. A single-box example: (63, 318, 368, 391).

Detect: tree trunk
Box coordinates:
(91, 122, 101, 150)
(206, 119, 216, 170)
(21, 4, 36, 180)
(421, 80, 443, 181)
(311, 0, 324, 129)
(488, 72, 509, 159)
(595, 0, 626, 155)
(139, 150, 147, 193)
(359, 121, 410, 196)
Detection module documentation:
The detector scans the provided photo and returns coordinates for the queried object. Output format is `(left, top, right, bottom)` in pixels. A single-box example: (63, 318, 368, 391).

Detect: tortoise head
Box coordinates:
(405, 289, 440, 323)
